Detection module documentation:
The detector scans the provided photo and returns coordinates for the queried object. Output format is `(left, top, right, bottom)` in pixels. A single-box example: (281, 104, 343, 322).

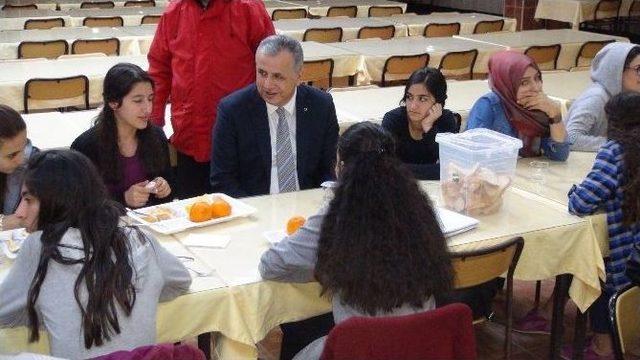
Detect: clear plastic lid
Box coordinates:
(435, 128, 523, 153)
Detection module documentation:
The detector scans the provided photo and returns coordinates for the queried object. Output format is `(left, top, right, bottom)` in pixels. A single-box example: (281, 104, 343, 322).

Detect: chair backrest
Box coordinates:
(610, 285, 640, 359)
(272, 8, 308, 20)
(438, 49, 478, 80)
(473, 19, 504, 34)
(72, 38, 120, 56)
(302, 59, 334, 89)
(23, 75, 89, 113)
(18, 40, 68, 59)
(83, 16, 124, 27)
(80, 0, 115, 8)
(303, 27, 343, 43)
(2, 4, 37, 10)
(451, 237, 523, 289)
(327, 5, 357, 18)
(594, 0, 621, 20)
(357, 25, 395, 40)
(423, 22, 461, 37)
(381, 53, 430, 87)
(141, 14, 161, 24)
(124, 0, 155, 6)
(575, 40, 615, 67)
(630, 0, 640, 17)
(368, 5, 403, 17)
(24, 17, 65, 30)
(524, 44, 561, 71)
(320, 303, 477, 360)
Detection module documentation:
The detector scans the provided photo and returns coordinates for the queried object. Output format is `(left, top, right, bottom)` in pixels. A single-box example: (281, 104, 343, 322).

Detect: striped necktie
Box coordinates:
(276, 107, 296, 193)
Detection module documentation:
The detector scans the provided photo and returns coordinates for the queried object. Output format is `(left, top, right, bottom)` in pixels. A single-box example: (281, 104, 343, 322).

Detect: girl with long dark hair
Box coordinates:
(0, 104, 38, 231)
(567, 92, 640, 358)
(0, 150, 191, 359)
(71, 63, 173, 208)
(382, 67, 458, 180)
(260, 122, 453, 359)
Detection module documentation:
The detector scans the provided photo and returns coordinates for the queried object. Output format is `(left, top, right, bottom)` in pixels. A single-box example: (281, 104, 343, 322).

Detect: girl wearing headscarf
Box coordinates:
(466, 51, 569, 161)
(565, 42, 640, 151)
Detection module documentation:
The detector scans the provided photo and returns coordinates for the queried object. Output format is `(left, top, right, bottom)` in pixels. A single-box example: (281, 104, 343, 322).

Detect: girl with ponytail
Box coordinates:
(260, 122, 453, 359)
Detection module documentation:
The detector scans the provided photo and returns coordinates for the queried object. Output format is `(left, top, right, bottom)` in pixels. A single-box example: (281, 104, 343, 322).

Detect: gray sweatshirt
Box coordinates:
(565, 42, 639, 151)
(259, 208, 436, 360)
(0, 228, 192, 359)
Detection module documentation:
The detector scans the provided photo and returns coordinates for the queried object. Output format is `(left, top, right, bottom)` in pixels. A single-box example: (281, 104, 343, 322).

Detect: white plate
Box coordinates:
(127, 193, 257, 235)
(263, 230, 287, 245)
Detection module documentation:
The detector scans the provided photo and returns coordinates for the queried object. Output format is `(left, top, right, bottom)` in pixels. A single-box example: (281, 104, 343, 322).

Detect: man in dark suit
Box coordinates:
(210, 35, 339, 198)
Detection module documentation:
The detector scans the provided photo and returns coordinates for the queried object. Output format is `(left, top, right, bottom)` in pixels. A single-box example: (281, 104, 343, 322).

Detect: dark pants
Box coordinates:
(439, 278, 502, 319)
(589, 286, 613, 334)
(176, 151, 211, 199)
(280, 312, 335, 360)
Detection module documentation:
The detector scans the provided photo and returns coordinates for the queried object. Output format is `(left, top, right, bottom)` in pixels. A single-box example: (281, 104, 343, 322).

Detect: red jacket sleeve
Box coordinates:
(147, 11, 174, 127)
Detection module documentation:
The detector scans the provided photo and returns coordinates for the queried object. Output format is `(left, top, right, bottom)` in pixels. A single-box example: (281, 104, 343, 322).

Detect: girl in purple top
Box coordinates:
(72, 63, 173, 208)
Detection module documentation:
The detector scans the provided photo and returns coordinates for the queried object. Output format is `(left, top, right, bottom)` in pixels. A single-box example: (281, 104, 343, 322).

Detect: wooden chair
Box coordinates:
(83, 16, 124, 27)
(71, 38, 120, 56)
(18, 40, 68, 59)
(624, 0, 640, 32)
(473, 19, 504, 34)
(524, 44, 561, 71)
(610, 285, 640, 360)
(575, 40, 614, 67)
(271, 8, 307, 20)
(80, 1, 115, 8)
(368, 5, 403, 17)
(423, 22, 461, 37)
(141, 15, 160, 24)
(438, 49, 478, 80)
(303, 27, 342, 43)
(23, 75, 90, 113)
(357, 25, 395, 40)
(451, 236, 524, 359)
(326, 5, 357, 18)
(124, 0, 155, 6)
(2, 4, 37, 10)
(580, 0, 621, 32)
(24, 17, 65, 30)
(381, 53, 430, 87)
(302, 59, 334, 90)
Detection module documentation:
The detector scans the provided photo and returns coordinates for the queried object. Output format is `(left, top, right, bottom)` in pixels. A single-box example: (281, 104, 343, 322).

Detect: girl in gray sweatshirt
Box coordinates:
(565, 42, 640, 151)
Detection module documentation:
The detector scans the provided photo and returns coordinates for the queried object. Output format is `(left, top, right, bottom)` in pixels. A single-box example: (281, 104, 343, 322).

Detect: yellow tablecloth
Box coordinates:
(535, 0, 634, 29)
(387, 12, 517, 36)
(0, 181, 605, 358)
(0, 7, 164, 30)
(274, 17, 408, 42)
(278, 0, 407, 17)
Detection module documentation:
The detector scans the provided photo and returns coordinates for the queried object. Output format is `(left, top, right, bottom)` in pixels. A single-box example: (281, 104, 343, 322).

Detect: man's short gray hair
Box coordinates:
(256, 35, 304, 73)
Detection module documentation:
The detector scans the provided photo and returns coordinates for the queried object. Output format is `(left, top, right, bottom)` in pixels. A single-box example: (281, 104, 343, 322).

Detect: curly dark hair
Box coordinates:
(606, 91, 640, 226)
(94, 63, 167, 184)
(315, 122, 453, 315)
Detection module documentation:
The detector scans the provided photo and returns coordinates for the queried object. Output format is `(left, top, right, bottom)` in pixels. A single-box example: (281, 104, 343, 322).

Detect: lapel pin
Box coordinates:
(303, 107, 308, 112)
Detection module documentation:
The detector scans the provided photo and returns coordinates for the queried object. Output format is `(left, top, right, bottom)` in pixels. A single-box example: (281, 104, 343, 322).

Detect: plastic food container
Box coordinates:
(435, 129, 523, 216)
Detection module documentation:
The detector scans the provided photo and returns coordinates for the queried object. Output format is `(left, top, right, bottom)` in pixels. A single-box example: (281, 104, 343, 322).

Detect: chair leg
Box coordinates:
(198, 332, 212, 360)
(534, 280, 542, 310)
(505, 276, 514, 359)
(572, 309, 588, 360)
(549, 274, 573, 359)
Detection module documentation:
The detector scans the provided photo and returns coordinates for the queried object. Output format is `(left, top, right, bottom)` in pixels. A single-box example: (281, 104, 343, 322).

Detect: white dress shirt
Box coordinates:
(266, 89, 300, 194)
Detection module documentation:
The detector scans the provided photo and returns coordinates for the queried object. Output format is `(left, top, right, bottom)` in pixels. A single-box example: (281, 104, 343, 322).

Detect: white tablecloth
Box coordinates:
(1, 0, 167, 10)
(0, 7, 164, 30)
(428, 0, 504, 15)
(327, 36, 507, 83)
(301, 40, 361, 77)
(0, 25, 156, 59)
(535, 0, 634, 29)
(274, 17, 408, 42)
(279, 0, 406, 17)
(455, 29, 629, 70)
(386, 12, 517, 36)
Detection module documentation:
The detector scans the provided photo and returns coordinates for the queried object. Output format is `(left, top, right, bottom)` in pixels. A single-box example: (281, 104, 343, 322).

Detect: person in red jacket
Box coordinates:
(147, 0, 275, 199)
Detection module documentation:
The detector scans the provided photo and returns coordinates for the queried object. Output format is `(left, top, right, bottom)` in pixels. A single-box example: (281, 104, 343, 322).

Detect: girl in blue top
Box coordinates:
(466, 51, 570, 161)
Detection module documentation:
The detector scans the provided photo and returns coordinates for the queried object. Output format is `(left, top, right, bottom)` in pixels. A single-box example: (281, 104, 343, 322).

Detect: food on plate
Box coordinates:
(286, 216, 306, 235)
(189, 201, 213, 222)
(142, 206, 174, 223)
(441, 163, 511, 216)
(210, 198, 231, 218)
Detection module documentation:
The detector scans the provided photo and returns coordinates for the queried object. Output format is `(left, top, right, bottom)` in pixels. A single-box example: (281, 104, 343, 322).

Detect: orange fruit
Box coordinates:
(286, 216, 306, 235)
(210, 199, 232, 218)
(189, 201, 212, 222)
